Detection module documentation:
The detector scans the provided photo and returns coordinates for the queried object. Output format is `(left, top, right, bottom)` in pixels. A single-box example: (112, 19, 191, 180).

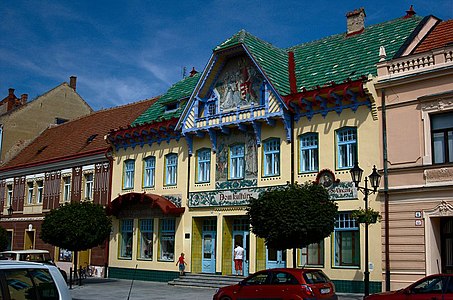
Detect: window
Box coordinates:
(300, 133, 319, 173)
(84, 173, 93, 200)
(143, 157, 156, 188)
(5, 269, 59, 299)
(6, 184, 12, 207)
(432, 112, 453, 164)
(36, 181, 43, 204)
(229, 144, 245, 179)
(263, 139, 280, 176)
(165, 102, 178, 112)
(6, 230, 12, 250)
(334, 212, 360, 267)
(337, 127, 357, 169)
(300, 241, 324, 266)
(165, 154, 178, 186)
(197, 149, 211, 183)
(123, 160, 135, 189)
(139, 219, 153, 260)
(159, 219, 175, 261)
(27, 182, 34, 204)
(0, 125, 3, 158)
(63, 177, 71, 202)
(120, 219, 133, 259)
(208, 102, 217, 116)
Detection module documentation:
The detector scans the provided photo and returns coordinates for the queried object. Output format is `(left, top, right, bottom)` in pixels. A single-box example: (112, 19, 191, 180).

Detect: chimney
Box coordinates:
(8, 88, 15, 96)
(69, 76, 77, 91)
(20, 94, 28, 105)
(404, 5, 416, 18)
(346, 8, 366, 36)
(189, 67, 198, 77)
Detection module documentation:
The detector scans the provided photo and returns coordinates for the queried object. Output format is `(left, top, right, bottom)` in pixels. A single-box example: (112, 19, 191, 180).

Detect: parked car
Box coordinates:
(365, 274, 453, 299)
(213, 268, 338, 300)
(0, 250, 68, 283)
(0, 260, 72, 299)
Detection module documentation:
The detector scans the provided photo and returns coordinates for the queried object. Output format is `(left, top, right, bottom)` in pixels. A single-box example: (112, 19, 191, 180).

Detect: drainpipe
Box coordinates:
(381, 89, 391, 291)
(290, 112, 296, 267)
(104, 147, 114, 278)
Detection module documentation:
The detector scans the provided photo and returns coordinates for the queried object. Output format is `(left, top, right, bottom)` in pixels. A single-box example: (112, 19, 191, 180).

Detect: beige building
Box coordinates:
(0, 76, 92, 165)
(375, 19, 453, 290)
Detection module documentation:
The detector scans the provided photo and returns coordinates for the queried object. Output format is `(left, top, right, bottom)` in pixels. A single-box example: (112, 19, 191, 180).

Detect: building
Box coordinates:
(0, 97, 157, 275)
(0, 76, 92, 165)
(375, 18, 453, 290)
(106, 8, 433, 293)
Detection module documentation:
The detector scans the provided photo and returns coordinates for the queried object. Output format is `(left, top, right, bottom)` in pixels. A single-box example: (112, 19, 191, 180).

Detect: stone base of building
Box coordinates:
(108, 267, 179, 282)
(333, 279, 381, 294)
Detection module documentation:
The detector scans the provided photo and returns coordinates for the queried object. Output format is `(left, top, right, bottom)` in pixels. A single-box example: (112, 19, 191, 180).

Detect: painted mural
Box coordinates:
(214, 56, 264, 111)
(216, 129, 258, 183)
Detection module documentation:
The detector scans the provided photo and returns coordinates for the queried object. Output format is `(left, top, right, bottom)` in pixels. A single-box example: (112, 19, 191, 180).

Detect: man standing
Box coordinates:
(234, 244, 244, 276)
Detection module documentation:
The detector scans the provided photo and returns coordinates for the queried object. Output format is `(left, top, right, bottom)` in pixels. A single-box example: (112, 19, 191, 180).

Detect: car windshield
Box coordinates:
(19, 253, 53, 264)
(303, 270, 330, 284)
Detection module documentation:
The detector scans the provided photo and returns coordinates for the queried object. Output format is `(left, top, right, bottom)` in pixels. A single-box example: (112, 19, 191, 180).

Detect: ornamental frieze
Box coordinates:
(425, 167, 453, 183)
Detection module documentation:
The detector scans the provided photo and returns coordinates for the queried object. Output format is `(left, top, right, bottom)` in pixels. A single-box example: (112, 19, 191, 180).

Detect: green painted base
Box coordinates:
(333, 279, 381, 294)
(108, 267, 179, 282)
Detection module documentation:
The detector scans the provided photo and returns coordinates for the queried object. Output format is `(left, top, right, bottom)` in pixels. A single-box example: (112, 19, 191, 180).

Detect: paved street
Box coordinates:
(70, 278, 364, 300)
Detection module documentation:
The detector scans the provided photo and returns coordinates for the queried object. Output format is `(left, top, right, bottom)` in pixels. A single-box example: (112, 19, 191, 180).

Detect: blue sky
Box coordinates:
(1, 1, 452, 110)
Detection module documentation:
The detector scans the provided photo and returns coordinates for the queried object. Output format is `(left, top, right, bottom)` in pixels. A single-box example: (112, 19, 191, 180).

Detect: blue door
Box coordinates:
(202, 232, 216, 273)
(232, 232, 250, 276)
(266, 247, 286, 269)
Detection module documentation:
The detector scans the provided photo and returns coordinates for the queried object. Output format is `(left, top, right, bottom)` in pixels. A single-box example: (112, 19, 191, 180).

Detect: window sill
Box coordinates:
(118, 257, 132, 260)
(157, 259, 175, 262)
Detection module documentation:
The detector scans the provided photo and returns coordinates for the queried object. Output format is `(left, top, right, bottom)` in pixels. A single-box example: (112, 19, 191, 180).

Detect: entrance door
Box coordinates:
(24, 231, 35, 249)
(441, 218, 453, 274)
(202, 219, 217, 274)
(266, 247, 286, 269)
(232, 232, 250, 276)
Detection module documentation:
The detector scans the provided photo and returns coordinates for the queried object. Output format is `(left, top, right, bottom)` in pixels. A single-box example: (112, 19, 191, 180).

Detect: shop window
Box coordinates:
(431, 112, 453, 164)
(165, 154, 178, 186)
(300, 133, 319, 173)
(27, 182, 34, 204)
(300, 241, 324, 267)
(84, 173, 93, 200)
(197, 149, 211, 183)
(337, 127, 357, 169)
(120, 219, 133, 259)
(139, 219, 153, 260)
(58, 248, 72, 262)
(36, 181, 43, 204)
(229, 144, 245, 179)
(123, 159, 135, 189)
(63, 177, 71, 202)
(333, 212, 360, 267)
(159, 218, 175, 261)
(263, 138, 280, 177)
(143, 156, 155, 188)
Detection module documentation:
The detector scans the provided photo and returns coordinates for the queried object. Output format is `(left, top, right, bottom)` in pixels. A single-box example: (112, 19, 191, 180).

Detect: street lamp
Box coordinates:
(7, 205, 13, 216)
(350, 161, 381, 297)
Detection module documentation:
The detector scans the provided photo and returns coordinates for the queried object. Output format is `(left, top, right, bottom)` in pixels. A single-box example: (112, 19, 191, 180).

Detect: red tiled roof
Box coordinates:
(1, 97, 158, 170)
(415, 20, 453, 54)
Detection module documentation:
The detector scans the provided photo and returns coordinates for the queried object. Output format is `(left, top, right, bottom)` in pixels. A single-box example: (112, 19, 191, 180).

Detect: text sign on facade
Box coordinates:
(215, 190, 259, 204)
(328, 182, 357, 200)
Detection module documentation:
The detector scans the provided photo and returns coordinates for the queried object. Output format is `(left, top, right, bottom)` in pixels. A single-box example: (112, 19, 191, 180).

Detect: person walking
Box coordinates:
(234, 244, 244, 276)
(176, 253, 187, 276)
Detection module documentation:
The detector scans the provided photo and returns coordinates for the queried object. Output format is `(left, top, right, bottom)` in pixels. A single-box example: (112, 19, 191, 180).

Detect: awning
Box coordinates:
(107, 192, 185, 217)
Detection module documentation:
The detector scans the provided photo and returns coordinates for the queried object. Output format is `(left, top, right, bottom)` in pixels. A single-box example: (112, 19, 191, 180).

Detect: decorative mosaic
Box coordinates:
(165, 194, 182, 207)
(215, 179, 257, 190)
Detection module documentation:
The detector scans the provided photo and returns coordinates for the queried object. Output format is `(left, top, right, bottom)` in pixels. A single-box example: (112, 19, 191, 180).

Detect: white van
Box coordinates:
(0, 260, 72, 299)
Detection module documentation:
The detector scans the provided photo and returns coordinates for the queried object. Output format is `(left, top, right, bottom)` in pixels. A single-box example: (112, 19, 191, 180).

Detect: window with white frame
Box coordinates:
(27, 182, 34, 204)
(165, 154, 178, 186)
(0, 125, 3, 159)
(63, 177, 71, 202)
(229, 144, 245, 179)
(300, 241, 324, 266)
(6, 185, 12, 207)
(120, 219, 133, 259)
(300, 133, 319, 173)
(197, 149, 211, 183)
(139, 219, 153, 260)
(333, 212, 360, 267)
(123, 160, 135, 189)
(263, 139, 280, 177)
(159, 218, 175, 261)
(143, 156, 155, 188)
(84, 173, 93, 200)
(431, 112, 453, 164)
(36, 181, 43, 204)
(337, 127, 357, 169)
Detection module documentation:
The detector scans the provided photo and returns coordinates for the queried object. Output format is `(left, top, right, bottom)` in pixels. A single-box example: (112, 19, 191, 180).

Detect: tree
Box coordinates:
(40, 201, 112, 277)
(0, 226, 9, 251)
(247, 182, 338, 266)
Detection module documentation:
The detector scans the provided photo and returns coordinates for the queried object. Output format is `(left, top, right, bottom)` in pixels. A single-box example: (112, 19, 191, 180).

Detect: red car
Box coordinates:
(213, 268, 338, 300)
(365, 274, 453, 300)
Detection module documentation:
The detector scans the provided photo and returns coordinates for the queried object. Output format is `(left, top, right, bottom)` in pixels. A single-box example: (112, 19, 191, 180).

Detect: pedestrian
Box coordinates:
(234, 244, 244, 276)
(176, 252, 187, 276)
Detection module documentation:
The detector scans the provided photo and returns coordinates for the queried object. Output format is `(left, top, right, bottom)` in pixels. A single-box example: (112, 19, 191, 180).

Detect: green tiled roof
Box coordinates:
(132, 73, 200, 126)
(289, 16, 422, 91)
(215, 30, 291, 95)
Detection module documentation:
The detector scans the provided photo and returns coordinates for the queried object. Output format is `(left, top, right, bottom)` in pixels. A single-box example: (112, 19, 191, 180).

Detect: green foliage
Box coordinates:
(247, 182, 338, 250)
(351, 207, 381, 224)
(0, 226, 9, 251)
(40, 201, 112, 252)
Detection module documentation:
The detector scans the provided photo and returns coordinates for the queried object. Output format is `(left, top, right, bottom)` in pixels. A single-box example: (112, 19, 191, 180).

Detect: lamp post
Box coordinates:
(350, 161, 381, 297)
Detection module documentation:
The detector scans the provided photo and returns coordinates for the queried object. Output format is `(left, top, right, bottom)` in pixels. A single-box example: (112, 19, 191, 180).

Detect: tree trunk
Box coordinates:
(73, 250, 79, 279)
(292, 247, 297, 268)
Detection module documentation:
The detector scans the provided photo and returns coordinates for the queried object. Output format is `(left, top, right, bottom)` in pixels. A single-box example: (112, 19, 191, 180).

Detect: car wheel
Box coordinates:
(220, 297, 232, 300)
